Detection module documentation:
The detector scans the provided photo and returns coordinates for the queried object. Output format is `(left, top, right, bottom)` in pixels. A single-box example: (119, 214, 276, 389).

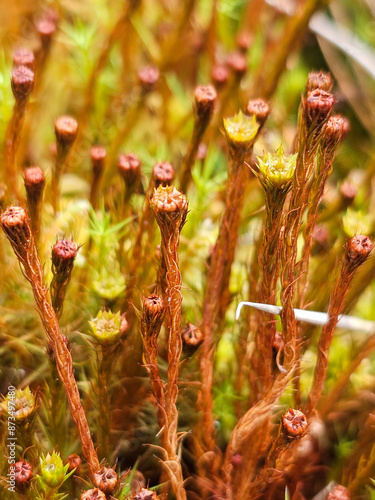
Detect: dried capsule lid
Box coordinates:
(282, 407, 308, 440)
(0, 206, 31, 251)
(0, 206, 28, 229)
(132, 488, 160, 500)
(345, 235, 373, 267)
(93, 467, 118, 495)
(181, 323, 203, 348)
(306, 70, 333, 93)
(144, 294, 164, 315)
(151, 185, 188, 214)
(14, 460, 33, 492)
(81, 488, 106, 500)
(14, 461, 33, 481)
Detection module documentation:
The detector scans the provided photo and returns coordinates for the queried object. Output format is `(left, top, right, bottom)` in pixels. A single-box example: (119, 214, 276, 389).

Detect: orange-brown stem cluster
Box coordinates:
(0, 207, 99, 476)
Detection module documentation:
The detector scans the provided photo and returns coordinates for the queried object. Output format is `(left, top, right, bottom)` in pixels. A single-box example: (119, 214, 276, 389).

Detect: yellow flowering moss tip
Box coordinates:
(223, 112, 259, 150)
(1, 386, 36, 422)
(89, 310, 122, 346)
(256, 145, 297, 188)
(38, 452, 72, 489)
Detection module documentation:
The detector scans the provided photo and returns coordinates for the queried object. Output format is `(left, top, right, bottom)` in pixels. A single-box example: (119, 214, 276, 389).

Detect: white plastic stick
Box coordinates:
(236, 301, 375, 334)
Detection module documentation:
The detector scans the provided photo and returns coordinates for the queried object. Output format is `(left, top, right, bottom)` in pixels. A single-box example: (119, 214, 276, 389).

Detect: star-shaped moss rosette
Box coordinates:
(38, 452, 74, 491)
(88, 310, 122, 346)
(223, 111, 259, 152)
(256, 145, 297, 191)
(1, 387, 36, 422)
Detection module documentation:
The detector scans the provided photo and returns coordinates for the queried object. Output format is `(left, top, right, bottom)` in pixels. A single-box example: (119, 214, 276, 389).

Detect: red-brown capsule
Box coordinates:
(118, 153, 142, 190)
(150, 185, 188, 232)
(131, 488, 160, 500)
(306, 71, 333, 93)
(81, 489, 106, 500)
(152, 162, 175, 188)
(340, 181, 357, 207)
(14, 461, 32, 492)
(93, 467, 118, 495)
(236, 31, 252, 52)
(181, 323, 203, 351)
(324, 115, 350, 151)
(312, 225, 330, 255)
(55, 116, 78, 150)
(24, 166, 46, 190)
(0, 207, 30, 251)
(13, 49, 35, 71)
(52, 239, 78, 272)
(138, 65, 160, 92)
(303, 89, 335, 129)
(65, 453, 81, 474)
(230, 453, 242, 469)
(246, 98, 271, 126)
(327, 485, 350, 500)
(91, 146, 106, 174)
(211, 64, 229, 90)
(11, 66, 34, 101)
(143, 295, 165, 334)
(282, 408, 308, 440)
(24, 166, 45, 198)
(197, 142, 207, 161)
(226, 52, 247, 76)
(345, 235, 373, 269)
(35, 18, 57, 48)
(194, 85, 217, 122)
